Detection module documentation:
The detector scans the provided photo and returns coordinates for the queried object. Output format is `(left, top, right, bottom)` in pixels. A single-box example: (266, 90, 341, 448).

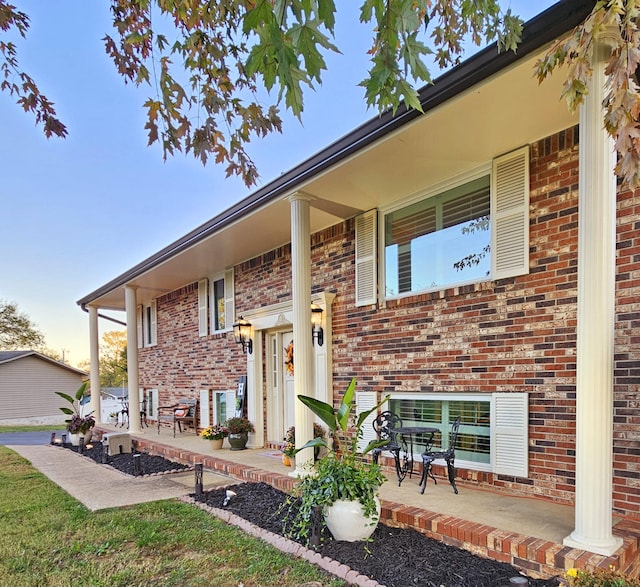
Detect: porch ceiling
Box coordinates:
(86, 52, 576, 311)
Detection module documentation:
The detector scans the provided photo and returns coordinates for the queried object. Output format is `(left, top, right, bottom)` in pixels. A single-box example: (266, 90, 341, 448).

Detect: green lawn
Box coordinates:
(0, 424, 63, 432)
(0, 447, 345, 587)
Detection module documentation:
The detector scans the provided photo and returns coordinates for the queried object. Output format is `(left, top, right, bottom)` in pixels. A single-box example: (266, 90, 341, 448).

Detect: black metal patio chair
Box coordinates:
(371, 410, 403, 470)
(419, 416, 461, 495)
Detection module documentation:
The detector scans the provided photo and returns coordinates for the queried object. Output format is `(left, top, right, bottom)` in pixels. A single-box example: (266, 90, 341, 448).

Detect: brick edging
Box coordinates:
(181, 494, 384, 587)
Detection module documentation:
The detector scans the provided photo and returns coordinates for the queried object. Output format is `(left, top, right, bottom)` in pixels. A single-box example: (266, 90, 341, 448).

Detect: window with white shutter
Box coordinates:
(140, 301, 158, 347)
(136, 305, 143, 349)
(386, 392, 529, 476)
(355, 210, 377, 306)
(381, 148, 530, 299)
(210, 270, 235, 332)
(198, 279, 208, 337)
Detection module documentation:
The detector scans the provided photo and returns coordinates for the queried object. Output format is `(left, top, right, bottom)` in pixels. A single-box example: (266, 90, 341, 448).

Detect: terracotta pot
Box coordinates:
(210, 438, 224, 450)
(282, 454, 291, 466)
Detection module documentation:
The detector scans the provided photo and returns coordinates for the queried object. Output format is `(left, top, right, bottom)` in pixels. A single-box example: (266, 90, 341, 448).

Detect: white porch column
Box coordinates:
(563, 38, 622, 556)
(88, 306, 101, 423)
(289, 193, 314, 473)
(124, 286, 142, 433)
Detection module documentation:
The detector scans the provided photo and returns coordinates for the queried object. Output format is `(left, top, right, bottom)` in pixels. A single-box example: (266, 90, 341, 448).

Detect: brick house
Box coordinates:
(78, 0, 638, 557)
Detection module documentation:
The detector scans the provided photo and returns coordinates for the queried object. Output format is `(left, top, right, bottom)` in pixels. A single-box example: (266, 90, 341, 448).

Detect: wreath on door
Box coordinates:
(284, 340, 294, 376)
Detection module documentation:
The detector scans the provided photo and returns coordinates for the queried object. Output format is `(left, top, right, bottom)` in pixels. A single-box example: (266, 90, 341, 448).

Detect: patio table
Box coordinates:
(391, 425, 438, 486)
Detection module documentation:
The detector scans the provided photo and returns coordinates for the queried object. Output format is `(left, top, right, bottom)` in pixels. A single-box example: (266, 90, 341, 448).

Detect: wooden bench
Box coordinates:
(157, 398, 199, 437)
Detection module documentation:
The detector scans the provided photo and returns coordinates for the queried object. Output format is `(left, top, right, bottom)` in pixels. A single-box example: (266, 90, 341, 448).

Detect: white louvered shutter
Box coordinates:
(355, 391, 378, 453)
(492, 146, 530, 280)
(199, 389, 210, 428)
(198, 279, 208, 337)
(492, 392, 528, 477)
(355, 210, 377, 306)
(150, 300, 158, 346)
(224, 269, 235, 330)
(136, 305, 143, 349)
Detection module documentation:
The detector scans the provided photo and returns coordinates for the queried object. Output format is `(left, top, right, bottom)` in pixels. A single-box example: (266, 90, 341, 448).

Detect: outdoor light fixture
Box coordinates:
(311, 307, 324, 347)
(233, 316, 253, 354)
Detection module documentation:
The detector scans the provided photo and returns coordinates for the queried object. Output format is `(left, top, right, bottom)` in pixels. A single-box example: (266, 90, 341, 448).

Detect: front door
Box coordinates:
(267, 330, 295, 445)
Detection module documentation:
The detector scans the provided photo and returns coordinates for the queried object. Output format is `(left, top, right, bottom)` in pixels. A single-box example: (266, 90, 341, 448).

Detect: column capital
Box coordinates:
(286, 191, 315, 204)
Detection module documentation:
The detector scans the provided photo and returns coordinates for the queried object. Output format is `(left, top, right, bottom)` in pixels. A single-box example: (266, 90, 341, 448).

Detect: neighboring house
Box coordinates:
(0, 351, 88, 424)
(77, 1, 638, 557)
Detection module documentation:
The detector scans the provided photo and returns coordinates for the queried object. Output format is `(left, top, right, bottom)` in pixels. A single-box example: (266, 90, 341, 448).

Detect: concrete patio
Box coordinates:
(95, 424, 639, 580)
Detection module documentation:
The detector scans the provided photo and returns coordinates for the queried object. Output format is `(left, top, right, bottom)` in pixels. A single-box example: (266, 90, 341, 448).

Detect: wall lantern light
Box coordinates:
(233, 316, 253, 354)
(311, 307, 324, 347)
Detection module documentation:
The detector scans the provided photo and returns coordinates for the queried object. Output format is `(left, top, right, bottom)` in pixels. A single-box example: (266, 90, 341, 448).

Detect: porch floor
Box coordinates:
(98, 424, 640, 580)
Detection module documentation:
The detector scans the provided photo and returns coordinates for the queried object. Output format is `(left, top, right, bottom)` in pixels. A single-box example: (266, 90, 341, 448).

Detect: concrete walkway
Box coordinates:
(9, 443, 231, 511)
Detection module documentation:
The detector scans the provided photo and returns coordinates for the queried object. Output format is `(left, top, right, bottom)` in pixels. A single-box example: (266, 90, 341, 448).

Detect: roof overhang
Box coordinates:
(78, 0, 594, 311)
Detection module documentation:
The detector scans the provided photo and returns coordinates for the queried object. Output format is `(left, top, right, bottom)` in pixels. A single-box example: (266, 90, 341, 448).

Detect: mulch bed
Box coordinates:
(61, 442, 190, 476)
(193, 482, 562, 587)
(61, 443, 561, 586)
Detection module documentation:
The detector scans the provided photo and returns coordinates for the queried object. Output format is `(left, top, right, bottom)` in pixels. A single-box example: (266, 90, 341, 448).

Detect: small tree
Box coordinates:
(0, 299, 45, 350)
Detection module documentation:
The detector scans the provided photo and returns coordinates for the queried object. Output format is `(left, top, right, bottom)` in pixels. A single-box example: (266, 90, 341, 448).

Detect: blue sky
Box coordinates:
(0, 1, 555, 366)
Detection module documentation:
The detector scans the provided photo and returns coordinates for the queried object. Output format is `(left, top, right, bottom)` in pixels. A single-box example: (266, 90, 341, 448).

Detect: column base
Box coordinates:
(564, 531, 623, 556)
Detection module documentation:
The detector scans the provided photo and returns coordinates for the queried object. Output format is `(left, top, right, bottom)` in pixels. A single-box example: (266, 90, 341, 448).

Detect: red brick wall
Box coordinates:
(139, 125, 640, 516)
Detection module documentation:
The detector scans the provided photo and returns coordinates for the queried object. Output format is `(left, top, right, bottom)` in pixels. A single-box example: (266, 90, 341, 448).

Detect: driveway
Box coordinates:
(0, 430, 65, 445)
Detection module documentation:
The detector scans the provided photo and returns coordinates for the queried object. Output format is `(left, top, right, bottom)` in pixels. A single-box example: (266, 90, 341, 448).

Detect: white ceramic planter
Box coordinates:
(68, 430, 93, 446)
(324, 497, 381, 542)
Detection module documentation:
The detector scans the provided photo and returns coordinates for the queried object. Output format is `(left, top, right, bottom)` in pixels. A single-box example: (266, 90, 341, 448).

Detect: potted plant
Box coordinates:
(200, 423, 229, 449)
(289, 378, 389, 544)
(224, 416, 254, 450)
(55, 381, 95, 446)
(109, 411, 119, 424)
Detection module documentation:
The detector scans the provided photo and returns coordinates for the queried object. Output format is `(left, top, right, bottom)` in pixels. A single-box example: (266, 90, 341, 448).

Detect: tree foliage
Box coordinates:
(99, 330, 127, 388)
(3, 1, 640, 190)
(0, 0, 520, 186)
(0, 299, 45, 350)
(536, 0, 640, 190)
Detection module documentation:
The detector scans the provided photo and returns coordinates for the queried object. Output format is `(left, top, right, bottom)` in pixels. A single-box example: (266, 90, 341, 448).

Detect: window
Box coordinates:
(209, 269, 234, 333)
(374, 392, 529, 476)
(385, 175, 491, 295)
(358, 147, 529, 303)
(389, 395, 491, 468)
(136, 301, 157, 347)
(215, 390, 236, 424)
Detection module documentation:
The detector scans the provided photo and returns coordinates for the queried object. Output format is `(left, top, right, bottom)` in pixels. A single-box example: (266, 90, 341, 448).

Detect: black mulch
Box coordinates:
(61, 442, 190, 477)
(193, 482, 562, 587)
(59, 443, 561, 587)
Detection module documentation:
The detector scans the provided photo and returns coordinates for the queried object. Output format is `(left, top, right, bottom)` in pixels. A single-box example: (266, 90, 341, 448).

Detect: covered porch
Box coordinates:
(93, 423, 640, 581)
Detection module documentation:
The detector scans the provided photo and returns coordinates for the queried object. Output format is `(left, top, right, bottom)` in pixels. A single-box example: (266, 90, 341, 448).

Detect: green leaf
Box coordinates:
(55, 391, 74, 405)
(337, 377, 356, 433)
(242, 0, 275, 34)
(297, 394, 337, 432)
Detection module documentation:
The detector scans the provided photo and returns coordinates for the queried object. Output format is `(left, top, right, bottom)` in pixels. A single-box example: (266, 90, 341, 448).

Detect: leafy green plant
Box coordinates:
(563, 567, 640, 587)
(55, 381, 95, 434)
(285, 378, 389, 544)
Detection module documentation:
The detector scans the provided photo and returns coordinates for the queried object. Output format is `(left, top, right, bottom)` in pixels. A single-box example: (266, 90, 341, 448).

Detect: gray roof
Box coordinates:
(0, 350, 89, 377)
